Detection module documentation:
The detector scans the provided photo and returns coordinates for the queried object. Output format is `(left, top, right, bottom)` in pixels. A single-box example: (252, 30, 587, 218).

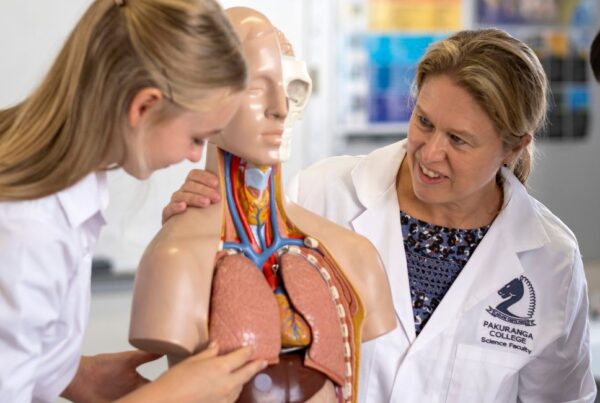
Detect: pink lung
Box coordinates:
(209, 254, 281, 363)
(208, 249, 347, 385)
(280, 252, 345, 386)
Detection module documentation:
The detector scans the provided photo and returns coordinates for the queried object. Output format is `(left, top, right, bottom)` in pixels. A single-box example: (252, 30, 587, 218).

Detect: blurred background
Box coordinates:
(1, 0, 599, 400)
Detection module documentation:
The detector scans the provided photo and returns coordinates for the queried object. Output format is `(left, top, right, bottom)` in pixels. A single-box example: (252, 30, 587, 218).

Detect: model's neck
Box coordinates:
(236, 160, 272, 227)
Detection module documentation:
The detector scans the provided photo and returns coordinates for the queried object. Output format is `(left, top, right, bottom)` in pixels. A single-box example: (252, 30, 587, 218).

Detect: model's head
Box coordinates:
(0, 0, 246, 199)
(209, 7, 288, 166)
(413, 29, 547, 185)
(591, 30, 600, 82)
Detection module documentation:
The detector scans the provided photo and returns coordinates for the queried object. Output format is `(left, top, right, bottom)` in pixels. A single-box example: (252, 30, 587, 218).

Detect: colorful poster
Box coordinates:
(366, 34, 446, 123)
(477, 0, 596, 26)
(476, 0, 597, 139)
(369, 0, 462, 32)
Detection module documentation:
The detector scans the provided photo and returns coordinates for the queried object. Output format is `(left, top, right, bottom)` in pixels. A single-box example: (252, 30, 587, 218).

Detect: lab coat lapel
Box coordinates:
(408, 222, 524, 352)
(409, 170, 550, 352)
(349, 141, 417, 343)
(352, 187, 417, 344)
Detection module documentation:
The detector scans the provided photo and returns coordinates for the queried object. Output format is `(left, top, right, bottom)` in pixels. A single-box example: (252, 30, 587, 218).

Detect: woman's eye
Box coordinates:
(417, 115, 433, 129)
(449, 133, 465, 145)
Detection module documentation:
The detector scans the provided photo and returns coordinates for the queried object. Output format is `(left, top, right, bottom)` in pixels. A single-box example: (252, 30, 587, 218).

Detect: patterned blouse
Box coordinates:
(400, 210, 490, 335)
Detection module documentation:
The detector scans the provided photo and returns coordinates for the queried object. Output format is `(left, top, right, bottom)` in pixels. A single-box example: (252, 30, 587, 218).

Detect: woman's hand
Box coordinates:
(163, 169, 221, 224)
(117, 343, 267, 403)
(61, 350, 161, 402)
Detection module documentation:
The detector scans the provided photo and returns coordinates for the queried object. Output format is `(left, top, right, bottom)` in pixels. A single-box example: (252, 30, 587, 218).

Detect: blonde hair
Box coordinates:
(414, 29, 548, 184)
(0, 0, 246, 200)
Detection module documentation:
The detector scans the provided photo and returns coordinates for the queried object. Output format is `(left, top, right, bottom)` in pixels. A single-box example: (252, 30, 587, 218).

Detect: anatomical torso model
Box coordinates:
(129, 7, 396, 402)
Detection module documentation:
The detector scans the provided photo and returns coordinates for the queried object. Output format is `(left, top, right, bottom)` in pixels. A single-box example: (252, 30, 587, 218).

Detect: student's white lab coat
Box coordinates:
(288, 140, 596, 403)
(0, 173, 108, 403)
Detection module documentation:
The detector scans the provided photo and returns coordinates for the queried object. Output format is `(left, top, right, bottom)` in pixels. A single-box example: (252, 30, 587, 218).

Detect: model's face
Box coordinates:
(406, 74, 511, 209)
(124, 89, 241, 179)
(210, 32, 287, 165)
(280, 55, 312, 161)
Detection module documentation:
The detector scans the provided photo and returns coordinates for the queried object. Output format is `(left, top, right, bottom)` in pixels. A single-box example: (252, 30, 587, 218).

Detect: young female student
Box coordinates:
(0, 0, 266, 402)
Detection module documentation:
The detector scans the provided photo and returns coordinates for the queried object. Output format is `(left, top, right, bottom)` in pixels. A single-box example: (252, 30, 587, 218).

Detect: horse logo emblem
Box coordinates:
(486, 276, 536, 326)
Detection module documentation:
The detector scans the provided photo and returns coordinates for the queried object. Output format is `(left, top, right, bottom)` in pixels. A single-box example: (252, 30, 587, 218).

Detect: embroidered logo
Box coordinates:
(486, 276, 536, 326)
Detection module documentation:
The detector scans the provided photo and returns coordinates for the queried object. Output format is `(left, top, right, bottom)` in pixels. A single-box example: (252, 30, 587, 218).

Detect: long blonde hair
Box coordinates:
(414, 29, 548, 184)
(0, 0, 246, 200)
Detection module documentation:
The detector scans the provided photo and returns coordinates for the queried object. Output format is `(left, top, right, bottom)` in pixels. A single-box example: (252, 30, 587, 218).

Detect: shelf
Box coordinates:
(337, 121, 410, 137)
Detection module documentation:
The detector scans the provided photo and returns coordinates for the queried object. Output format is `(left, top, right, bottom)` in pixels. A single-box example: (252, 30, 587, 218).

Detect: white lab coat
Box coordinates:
(287, 140, 596, 403)
(0, 172, 108, 403)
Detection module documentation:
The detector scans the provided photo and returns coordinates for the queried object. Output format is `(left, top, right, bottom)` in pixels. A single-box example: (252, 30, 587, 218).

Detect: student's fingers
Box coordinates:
(162, 201, 187, 224)
(217, 346, 255, 372)
(180, 180, 221, 203)
(189, 342, 220, 362)
(171, 189, 212, 208)
(231, 359, 268, 385)
(186, 169, 219, 187)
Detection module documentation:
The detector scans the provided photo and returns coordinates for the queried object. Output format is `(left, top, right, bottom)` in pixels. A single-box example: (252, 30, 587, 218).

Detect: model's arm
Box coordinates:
(353, 241, 397, 341)
(130, 213, 222, 355)
(517, 251, 596, 402)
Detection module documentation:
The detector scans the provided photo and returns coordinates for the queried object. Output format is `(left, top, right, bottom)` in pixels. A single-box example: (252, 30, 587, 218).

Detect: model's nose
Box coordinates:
(265, 84, 288, 121)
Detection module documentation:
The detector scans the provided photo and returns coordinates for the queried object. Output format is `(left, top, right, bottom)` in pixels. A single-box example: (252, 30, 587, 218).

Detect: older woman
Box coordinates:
(167, 29, 596, 402)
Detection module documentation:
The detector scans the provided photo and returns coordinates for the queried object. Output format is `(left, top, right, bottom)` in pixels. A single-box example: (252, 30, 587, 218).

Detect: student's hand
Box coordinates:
(117, 343, 268, 403)
(61, 350, 161, 402)
(163, 169, 221, 224)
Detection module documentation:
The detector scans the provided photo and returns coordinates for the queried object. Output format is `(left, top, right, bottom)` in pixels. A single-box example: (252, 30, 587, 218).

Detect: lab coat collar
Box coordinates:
(497, 167, 551, 252)
(350, 140, 406, 210)
(57, 171, 109, 228)
(350, 140, 417, 342)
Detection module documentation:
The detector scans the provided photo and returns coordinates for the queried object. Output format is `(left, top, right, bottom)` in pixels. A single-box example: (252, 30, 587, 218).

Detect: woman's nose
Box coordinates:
(421, 131, 447, 162)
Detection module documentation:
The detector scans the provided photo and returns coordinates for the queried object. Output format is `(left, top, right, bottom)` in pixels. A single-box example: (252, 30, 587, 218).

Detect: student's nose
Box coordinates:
(187, 145, 203, 163)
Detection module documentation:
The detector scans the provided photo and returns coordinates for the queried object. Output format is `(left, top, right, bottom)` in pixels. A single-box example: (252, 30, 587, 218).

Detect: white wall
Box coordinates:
(0, 0, 308, 272)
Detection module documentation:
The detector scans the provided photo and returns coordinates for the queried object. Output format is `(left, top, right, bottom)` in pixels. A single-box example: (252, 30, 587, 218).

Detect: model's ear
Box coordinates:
(128, 88, 164, 129)
(503, 134, 532, 166)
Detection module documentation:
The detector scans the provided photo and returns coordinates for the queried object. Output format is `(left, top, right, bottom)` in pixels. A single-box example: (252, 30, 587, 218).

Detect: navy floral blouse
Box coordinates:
(400, 210, 490, 335)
